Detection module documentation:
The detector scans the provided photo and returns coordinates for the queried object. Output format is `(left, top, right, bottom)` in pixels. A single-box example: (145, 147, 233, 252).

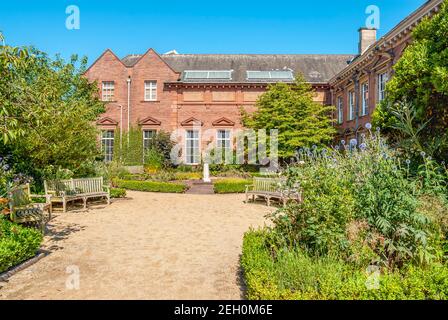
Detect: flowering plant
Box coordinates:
(0, 155, 33, 201)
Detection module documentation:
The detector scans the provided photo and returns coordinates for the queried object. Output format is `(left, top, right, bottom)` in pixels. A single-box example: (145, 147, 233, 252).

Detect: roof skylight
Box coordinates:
(184, 70, 232, 80)
(247, 70, 294, 80)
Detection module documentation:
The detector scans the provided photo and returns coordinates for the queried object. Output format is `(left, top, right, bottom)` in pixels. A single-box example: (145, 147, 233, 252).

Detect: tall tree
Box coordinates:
(0, 34, 105, 180)
(373, 0, 448, 159)
(242, 74, 335, 160)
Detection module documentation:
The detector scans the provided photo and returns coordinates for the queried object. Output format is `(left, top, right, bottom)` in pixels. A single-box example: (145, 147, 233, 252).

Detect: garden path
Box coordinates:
(0, 191, 273, 299)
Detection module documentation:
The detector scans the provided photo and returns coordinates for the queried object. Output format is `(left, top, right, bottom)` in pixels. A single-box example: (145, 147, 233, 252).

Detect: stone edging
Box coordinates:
(0, 250, 47, 282)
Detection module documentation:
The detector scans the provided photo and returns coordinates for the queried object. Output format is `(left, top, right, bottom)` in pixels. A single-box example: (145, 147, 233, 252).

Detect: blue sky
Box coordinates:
(0, 0, 426, 64)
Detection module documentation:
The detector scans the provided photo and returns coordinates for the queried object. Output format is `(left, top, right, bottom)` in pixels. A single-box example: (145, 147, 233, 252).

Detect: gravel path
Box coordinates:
(0, 191, 273, 300)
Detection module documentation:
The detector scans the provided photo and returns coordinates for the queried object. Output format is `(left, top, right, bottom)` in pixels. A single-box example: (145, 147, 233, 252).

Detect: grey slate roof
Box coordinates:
(121, 53, 354, 83)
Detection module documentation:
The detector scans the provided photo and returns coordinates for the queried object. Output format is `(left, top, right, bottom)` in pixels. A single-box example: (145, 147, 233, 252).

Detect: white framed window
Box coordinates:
(216, 129, 232, 163)
(348, 90, 355, 121)
(185, 130, 200, 165)
(361, 82, 369, 116)
(337, 96, 343, 124)
(102, 81, 115, 101)
(143, 130, 156, 152)
(144, 81, 157, 101)
(378, 72, 388, 102)
(101, 130, 114, 162)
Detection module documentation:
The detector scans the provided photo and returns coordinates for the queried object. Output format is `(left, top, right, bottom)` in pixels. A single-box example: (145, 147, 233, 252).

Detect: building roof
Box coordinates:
(121, 53, 354, 83)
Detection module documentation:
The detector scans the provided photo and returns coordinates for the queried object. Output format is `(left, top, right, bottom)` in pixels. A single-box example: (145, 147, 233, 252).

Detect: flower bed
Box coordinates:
(242, 230, 448, 300)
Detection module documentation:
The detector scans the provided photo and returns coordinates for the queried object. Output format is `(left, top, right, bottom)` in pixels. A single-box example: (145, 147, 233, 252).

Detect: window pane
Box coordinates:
(101, 130, 114, 162)
(102, 81, 115, 101)
(145, 81, 157, 101)
(186, 130, 200, 164)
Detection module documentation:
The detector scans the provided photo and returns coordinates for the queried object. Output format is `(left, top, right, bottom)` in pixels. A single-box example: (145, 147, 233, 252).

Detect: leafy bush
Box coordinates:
(110, 188, 126, 198)
(0, 217, 43, 273)
(242, 230, 448, 300)
(0, 46, 104, 183)
(144, 131, 176, 168)
(269, 133, 446, 269)
(144, 148, 165, 171)
(114, 179, 187, 193)
(213, 178, 252, 194)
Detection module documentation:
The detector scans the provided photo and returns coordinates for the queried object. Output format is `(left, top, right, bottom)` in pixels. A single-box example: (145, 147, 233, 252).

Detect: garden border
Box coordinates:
(0, 250, 48, 282)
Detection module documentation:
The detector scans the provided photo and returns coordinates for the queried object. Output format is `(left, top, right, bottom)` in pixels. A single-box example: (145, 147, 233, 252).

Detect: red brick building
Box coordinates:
(84, 0, 443, 163)
(330, 0, 443, 141)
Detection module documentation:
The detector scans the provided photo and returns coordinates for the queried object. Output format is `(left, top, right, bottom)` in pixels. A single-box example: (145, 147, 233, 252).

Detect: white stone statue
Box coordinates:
(203, 163, 211, 183)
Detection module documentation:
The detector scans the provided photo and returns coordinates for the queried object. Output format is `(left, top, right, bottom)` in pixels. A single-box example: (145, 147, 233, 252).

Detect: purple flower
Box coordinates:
(365, 123, 372, 130)
(405, 159, 411, 165)
(350, 139, 358, 146)
(359, 143, 367, 150)
(341, 140, 346, 145)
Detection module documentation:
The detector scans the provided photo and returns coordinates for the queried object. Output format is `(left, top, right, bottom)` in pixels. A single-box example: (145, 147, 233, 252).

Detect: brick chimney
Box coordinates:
(358, 28, 377, 55)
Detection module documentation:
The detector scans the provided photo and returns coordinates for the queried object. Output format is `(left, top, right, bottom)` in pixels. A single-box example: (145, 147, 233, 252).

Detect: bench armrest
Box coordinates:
(30, 194, 52, 203)
(103, 185, 111, 193)
(245, 184, 254, 192)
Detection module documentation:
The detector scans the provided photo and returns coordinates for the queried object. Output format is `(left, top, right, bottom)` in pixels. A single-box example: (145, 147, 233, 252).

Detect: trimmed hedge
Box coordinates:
(110, 188, 127, 198)
(114, 179, 187, 193)
(241, 230, 448, 300)
(214, 178, 252, 194)
(0, 217, 43, 273)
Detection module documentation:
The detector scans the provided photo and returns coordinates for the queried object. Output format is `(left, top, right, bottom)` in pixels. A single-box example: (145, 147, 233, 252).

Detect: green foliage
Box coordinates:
(242, 230, 448, 300)
(145, 131, 175, 168)
(213, 178, 252, 194)
(374, 0, 448, 160)
(114, 179, 187, 193)
(0, 41, 105, 186)
(110, 188, 126, 198)
(113, 127, 144, 166)
(95, 161, 130, 185)
(241, 74, 335, 159)
(269, 133, 447, 269)
(0, 217, 43, 273)
(144, 148, 165, 170)
(112, 129, 175, 168)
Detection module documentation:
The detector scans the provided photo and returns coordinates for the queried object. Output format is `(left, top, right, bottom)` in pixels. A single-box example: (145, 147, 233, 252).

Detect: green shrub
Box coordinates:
(114, 179, 187, 193)
(270, 134, 447, 268)
(144, 148, 165, 170)
(110, 188, 126, 198)
(213, 178, 252, 194)
(242, 230, 448, 300)
(0, 217, 43, 273)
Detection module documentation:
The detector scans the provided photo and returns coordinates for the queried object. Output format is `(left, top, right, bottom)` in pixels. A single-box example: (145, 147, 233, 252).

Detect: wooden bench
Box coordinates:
(44, 177, 110, 213)
(245, 177, 301, 207)
(8, 183, 52, 233)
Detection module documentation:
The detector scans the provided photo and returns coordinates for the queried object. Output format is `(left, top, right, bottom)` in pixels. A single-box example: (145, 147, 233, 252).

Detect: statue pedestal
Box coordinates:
(203, 163, 211, 183)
